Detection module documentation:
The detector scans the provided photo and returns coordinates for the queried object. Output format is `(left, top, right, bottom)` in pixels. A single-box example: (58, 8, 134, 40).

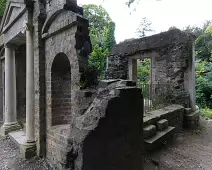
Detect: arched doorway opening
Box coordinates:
(51, 53, 71, 126)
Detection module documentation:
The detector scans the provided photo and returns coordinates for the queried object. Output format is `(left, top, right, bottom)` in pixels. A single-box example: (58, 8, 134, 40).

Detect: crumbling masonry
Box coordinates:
(0, 0, 199, 169)
(0, 0, 144, 169)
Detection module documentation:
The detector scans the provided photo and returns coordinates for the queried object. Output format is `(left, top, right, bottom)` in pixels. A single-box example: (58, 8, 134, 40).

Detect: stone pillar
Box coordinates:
(128, 58, 137, 82)
(20, 9, 36, 159)
(1, 45, 21, 136)
(187, 41, 196, 111)
(25, 17, 35, 143)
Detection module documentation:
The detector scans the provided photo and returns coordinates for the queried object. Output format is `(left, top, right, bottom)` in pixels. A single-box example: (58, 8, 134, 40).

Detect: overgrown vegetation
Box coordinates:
(83, 4, 116, 79)
(137, 58, 151, 85)
(186, 21, 212, 109)
(0, 0, 6, 17)
(200, 108, 212, 119)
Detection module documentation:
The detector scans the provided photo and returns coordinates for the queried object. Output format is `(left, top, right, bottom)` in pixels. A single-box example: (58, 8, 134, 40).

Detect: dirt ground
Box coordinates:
(0, 135, 52, 170)
(0, 118, 212, 170)
(144, 117, 212, 170)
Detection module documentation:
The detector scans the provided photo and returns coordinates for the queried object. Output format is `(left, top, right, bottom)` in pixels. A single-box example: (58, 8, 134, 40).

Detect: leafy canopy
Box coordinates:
(83, 4, 116, 79)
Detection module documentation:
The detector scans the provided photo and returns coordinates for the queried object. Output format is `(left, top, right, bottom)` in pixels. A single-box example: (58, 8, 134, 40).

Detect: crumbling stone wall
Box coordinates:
(106, 29, 195, 109)
(106, 54, 128, 79)
(48, 80, 144, 170)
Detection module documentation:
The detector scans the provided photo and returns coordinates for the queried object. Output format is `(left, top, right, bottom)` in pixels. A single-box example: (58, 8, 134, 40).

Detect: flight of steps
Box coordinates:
(144, 119, 175, 150)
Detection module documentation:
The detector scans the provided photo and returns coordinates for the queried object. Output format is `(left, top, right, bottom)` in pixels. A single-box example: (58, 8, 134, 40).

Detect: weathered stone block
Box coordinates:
(156, 119, 168, 131)
(143, 125, 157, 139)
(184, 109, 200, 129)
(20, 142, 36, 159)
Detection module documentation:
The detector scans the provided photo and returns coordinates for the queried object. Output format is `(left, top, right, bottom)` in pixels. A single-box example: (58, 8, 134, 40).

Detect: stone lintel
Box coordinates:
(20, 142, 36, 159)
(1, 123, 22, 136)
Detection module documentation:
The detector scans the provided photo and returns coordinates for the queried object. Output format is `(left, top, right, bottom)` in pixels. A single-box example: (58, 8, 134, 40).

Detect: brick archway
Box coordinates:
(51, 53, 71, 126)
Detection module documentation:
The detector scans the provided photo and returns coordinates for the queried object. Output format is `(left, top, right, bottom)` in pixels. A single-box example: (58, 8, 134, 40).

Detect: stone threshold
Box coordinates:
(9, 130, 36, 159)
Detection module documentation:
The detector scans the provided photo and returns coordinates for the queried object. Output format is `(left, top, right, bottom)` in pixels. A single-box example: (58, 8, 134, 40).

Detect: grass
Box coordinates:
(200, 108, 212, 119)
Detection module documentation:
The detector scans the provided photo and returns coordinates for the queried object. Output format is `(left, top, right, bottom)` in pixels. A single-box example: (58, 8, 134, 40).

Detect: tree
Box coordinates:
(136, 17, 153, 38)
(168, 26, 179, 31)
(126, 0, 139, 7)
(184, 21, 212, 62)
(105, 21, 116, 52)
(83, 4, 116, 79)
(185, 21, 212, 108)
(83, 4, 112, 46)
(0, 0, 6, 17)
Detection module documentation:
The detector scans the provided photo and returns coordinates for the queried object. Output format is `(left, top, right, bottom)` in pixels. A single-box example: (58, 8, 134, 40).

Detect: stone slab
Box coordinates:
(9, 130, 26, 146)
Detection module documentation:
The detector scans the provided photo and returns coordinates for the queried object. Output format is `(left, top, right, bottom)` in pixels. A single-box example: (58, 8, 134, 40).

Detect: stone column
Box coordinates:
(20, 9, 36, 159)
(1, 45, 21, 136)
(25, 16, 35, 143)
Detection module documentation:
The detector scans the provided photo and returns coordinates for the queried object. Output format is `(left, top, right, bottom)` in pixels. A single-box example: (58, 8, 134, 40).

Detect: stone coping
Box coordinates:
(144, 104, 184, 126)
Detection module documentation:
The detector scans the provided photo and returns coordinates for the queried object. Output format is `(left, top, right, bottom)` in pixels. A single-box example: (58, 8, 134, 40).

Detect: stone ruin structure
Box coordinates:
(106, 29, 196, 111)
(0, 0, 200, 169)
(0, 0, 144, 169)
(106, 29, 200, 150)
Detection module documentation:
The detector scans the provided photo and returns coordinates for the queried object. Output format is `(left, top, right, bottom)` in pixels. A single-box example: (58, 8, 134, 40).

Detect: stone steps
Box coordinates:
(144, 126, 175, 151)
(143, 118, 176, 151)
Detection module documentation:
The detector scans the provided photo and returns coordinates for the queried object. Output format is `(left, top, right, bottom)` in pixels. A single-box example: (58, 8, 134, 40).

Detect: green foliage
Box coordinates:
(80, 64, 99, 89)
(196, 61, 212, 108)
(185, 21, 212, 62)
(185, 22, 212, 109)
(200, 108, 212, 119)
(0, 0, 6, 17)
(83, 4, 112, 46)
(137, 58, 151, 85)
(88, 44, 109, 79)
(105, 22, 116, 52)
(83, 4, 116, 79)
